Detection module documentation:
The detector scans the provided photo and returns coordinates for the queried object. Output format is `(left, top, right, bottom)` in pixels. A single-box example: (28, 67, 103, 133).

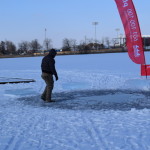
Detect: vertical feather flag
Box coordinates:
(114, 0, 145, 64)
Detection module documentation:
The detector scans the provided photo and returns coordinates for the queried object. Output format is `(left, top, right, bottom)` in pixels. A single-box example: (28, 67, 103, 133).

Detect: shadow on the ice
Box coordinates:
(17, 89, 150, 111)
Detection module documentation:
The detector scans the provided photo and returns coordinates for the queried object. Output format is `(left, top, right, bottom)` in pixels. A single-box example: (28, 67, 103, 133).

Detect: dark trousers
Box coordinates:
(41, 72, 54, 101)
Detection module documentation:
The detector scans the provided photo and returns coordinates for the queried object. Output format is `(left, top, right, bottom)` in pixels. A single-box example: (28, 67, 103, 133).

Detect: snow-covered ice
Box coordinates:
(0, 52, 150, 150)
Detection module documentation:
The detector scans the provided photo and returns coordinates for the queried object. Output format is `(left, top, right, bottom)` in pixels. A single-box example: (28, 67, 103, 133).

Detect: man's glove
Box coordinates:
(55, 74, 58, 81)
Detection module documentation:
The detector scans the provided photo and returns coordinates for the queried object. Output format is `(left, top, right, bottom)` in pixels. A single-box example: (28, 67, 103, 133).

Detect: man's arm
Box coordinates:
(49, 59, 58, 81)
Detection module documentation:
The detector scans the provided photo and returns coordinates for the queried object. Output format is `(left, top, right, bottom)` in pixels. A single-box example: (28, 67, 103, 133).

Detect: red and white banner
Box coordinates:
(115, 0, 145, 64)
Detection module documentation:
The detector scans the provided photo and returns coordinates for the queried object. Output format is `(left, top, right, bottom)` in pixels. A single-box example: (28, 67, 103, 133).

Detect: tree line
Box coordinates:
(0, 37, 126, 55)
(62, 37, 126, 52)
(0, 39, 45, 55)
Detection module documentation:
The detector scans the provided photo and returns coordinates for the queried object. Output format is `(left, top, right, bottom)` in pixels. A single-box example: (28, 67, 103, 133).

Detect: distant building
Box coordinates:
(112, 35, 150, 50)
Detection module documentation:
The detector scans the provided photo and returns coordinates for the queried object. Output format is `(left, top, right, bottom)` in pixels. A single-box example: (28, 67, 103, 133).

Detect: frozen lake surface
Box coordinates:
(0, 53, 150, 150)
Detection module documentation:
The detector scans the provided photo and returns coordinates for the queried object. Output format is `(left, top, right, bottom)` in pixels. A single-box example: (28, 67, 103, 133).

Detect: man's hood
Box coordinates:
(48, 49, 57, 58)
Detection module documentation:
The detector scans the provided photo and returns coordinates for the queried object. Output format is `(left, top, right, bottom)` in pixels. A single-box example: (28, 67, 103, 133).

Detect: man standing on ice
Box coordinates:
(41, 49, 58, 102)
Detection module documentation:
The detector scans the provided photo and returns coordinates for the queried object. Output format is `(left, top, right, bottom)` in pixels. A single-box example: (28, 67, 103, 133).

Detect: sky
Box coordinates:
(0, 0, 150, 49)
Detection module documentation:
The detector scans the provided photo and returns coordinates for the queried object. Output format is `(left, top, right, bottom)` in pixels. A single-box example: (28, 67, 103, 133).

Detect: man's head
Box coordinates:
(49, 49, 57, 58)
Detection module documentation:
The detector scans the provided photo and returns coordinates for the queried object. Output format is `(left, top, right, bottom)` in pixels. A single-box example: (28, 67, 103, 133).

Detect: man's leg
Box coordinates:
(41, 73, 54, 102)
(41, 86, 47, 101)
(45, 75, 54, 102)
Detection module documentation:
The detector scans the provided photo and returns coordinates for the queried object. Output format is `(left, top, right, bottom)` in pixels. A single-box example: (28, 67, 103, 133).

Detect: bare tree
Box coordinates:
(18, 41, 30, 54)
(78, 41, 90, 53)
(0, 41, 6, 54)
(72, 39, 77, 51)
(30, 39, 42, 53)
(62, 38, 74, 51)
(5, 40, 16, 54)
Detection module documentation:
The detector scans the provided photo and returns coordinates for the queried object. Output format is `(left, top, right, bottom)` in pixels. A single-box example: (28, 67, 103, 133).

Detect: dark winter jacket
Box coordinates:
(41, 49, 58, 79)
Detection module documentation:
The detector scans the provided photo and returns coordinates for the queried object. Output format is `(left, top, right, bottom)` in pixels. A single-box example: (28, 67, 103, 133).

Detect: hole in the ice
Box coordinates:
(15, 89, 150, 111)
